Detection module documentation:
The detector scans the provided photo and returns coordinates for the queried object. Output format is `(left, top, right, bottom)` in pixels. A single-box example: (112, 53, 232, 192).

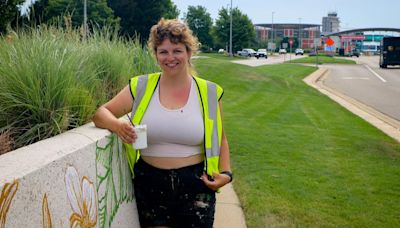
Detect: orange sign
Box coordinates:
(326, 38, 334, 46)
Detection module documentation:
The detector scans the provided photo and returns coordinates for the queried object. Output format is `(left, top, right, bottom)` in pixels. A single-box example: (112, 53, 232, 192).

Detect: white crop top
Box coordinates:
(139, 78, 204, 157)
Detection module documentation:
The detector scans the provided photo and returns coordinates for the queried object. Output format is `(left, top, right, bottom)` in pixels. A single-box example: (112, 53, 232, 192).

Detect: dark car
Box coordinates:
(309, 50, 317, 56)
(351, 49, 360, 57)
(339, 48, 360, 57)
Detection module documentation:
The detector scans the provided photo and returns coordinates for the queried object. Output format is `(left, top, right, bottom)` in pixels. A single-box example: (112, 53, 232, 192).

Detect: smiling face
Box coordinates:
(156, 39, 191, 77)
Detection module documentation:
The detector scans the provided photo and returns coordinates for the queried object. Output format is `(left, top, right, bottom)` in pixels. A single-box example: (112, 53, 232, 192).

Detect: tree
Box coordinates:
(255, 39, 269, 50)
(0, 0, 24, 34)
(108, 0, 179, 41)
(27, 0, 119, 28)
(214, 7, 256, 53)
(184, 5, 213, 51)
(280, 37, 300, 50)
(162, 0, 179, 19)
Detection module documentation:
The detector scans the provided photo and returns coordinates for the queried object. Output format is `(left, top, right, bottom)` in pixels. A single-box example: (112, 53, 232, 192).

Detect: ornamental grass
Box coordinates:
(0, 25, 158, 152)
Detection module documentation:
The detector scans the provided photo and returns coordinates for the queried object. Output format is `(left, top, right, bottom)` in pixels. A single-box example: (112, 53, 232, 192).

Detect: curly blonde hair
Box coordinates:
(148, 18, 199, 56)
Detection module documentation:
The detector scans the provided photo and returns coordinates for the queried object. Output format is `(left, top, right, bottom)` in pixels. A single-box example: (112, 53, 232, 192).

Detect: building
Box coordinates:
(322, 12, 340, 34)
(255, 23, 321, 49)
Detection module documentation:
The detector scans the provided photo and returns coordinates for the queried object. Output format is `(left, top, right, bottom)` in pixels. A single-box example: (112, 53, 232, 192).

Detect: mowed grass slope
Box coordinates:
(193, 54, 400, 227)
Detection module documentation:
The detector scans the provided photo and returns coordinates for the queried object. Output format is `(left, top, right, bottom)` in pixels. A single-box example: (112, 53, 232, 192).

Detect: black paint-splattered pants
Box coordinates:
(133, 158, 216, 228)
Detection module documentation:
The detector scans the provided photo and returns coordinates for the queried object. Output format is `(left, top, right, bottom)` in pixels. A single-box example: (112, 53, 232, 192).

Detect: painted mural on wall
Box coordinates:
(96, 133, 134, 228)
(66, 166, 98, 228)
(1, 167, 99, 228)
(0, 180, 18, 228)
(0, 133, 134, 227)
(42, 193, 53, 228)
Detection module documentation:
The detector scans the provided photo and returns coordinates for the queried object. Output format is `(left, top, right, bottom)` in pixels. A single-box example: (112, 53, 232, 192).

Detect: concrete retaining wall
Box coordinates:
(0, 123, 139, 228)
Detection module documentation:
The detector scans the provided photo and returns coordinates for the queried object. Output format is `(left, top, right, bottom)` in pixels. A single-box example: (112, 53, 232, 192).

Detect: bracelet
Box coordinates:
(220, 171, 233, 183)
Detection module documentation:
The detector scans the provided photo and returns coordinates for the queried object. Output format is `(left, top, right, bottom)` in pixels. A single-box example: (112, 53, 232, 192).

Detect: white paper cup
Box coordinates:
(132, 124, 147, 149)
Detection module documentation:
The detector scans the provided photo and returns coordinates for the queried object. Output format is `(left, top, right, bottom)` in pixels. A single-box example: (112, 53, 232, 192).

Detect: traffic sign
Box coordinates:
(268, 42, 276, 50)
(289, 39, 294, 45)
(326, 38, 334, 46)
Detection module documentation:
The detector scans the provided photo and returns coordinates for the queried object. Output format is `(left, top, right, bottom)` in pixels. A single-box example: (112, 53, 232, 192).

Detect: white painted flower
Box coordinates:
(65, 166, 97, 228)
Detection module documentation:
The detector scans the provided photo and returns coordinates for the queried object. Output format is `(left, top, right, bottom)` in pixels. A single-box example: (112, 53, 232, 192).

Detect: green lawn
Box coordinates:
(193, 54, 400, 227)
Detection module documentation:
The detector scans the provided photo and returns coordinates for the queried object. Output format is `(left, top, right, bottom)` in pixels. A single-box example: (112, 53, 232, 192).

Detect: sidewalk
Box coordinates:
(214, 183, 247, 228)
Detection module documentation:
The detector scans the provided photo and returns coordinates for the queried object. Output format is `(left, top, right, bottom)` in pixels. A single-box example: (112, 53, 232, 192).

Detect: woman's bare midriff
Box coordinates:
(141, 154, 204, 169)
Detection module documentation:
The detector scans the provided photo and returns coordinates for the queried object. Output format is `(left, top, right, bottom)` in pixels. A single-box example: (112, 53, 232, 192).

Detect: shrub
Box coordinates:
(0, 130, 13, 155)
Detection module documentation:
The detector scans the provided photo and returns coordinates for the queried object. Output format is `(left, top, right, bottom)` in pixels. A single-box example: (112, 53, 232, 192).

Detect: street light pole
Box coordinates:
(298, 17, 301, 49)
(271, 11, 275, 54)
(229, 0, 233, 57)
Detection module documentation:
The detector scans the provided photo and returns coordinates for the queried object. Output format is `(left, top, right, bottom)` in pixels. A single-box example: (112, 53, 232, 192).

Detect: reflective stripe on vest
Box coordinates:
(125, 72, 223, 177)
(206, 82, 220, 158)
(131, 75, 148, 117)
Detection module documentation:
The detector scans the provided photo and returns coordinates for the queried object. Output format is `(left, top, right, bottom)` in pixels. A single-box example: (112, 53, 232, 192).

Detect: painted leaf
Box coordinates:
(96, 134, 133, 228)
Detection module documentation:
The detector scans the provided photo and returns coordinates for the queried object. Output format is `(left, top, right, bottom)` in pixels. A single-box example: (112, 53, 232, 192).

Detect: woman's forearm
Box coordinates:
(92, 85, 133, 133)
(219, 130, 231, 172)
(92, 106, 121, 133)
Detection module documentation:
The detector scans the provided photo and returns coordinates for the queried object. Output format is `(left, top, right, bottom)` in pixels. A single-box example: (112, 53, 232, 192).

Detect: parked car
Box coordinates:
(237, 48, 257, 57)
(309, 50, 317, 56)
(218, 48, 225, 53)
(255, 49, 268, 59)
(350, 49, 360, 57)
(295, 48, 304, 55)
(339, 48, 360, 57)
(279, 48, 287, 54)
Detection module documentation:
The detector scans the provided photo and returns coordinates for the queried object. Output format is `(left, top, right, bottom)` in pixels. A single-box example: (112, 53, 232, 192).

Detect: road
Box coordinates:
(322, 56, 400, 121)
(231, 54, 400, 122)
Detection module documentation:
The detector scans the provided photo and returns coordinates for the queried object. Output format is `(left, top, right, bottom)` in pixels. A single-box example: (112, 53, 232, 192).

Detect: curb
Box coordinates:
(303, 68, 400, 143)
(214, 183, 247, 228)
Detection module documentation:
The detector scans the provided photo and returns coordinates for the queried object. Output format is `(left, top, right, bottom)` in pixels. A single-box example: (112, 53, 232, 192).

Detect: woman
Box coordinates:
(93, 18, 232, 228)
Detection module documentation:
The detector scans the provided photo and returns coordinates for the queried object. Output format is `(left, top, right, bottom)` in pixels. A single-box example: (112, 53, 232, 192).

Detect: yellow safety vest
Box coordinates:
(124, 72, 224, 178)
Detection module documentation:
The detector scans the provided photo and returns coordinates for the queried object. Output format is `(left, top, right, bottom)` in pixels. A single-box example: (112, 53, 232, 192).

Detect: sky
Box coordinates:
(172, 0, 400, 30)
(20, 0, 400, 30)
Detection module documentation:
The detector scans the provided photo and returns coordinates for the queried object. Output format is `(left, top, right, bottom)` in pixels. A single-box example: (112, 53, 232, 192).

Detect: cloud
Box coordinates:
(19, 0, 38, 17)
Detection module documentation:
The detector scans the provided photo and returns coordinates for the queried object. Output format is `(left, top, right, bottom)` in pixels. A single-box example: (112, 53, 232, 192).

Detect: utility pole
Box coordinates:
(229, 0, 233, 57)
(271, 11, 275, 54)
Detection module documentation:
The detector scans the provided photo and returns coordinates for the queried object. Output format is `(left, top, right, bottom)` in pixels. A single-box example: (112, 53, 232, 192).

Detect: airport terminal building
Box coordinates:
(254, 12, 399, 54)
(255, 23, 321, 49)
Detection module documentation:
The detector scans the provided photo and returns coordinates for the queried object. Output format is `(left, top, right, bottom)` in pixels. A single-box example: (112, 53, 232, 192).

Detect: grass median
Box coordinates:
(194, 54, 400, 227)
(289, 55, 356, 64)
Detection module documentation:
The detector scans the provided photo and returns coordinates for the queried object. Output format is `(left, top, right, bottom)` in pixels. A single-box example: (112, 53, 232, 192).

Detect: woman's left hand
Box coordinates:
(200, 172, 231, 191)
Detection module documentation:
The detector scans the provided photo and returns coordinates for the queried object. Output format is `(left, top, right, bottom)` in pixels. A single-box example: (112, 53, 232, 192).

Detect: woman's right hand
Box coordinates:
(116, 120, 137, 144)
